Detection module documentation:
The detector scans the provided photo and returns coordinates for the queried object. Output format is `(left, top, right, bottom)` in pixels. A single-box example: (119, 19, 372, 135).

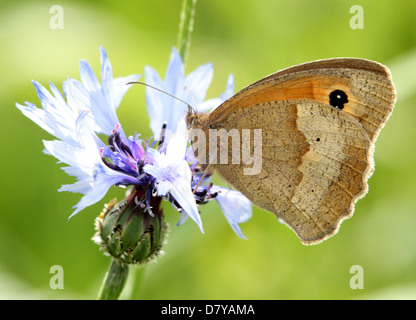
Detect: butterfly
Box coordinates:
(187, 58, 396, 244)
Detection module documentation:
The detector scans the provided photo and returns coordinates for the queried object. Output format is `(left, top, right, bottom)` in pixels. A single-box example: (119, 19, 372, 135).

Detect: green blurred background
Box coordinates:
(1, 0, 416, 299)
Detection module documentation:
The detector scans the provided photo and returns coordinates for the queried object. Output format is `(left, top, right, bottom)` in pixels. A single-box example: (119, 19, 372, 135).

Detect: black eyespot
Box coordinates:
(316, 137, 320, 142)
(329, 90, 348, 110)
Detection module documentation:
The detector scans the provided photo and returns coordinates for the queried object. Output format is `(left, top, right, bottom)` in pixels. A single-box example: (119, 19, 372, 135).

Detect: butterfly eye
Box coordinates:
(329, 89, 348, 110)
(186, 113, 197, 128)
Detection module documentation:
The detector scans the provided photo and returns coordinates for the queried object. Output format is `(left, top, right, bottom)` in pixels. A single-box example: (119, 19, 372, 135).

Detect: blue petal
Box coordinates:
(16, 102, 56, 139)
(68, 166, 120, 218)
(213, 186, 252, 239)
(112, 74, 141, 110)
(164, 47, 185, 95)
(32, 80, 55, 110)
(17, 82, 82, 147)
(169, 176, 204, 233)
(59, 179, 93, 194)
(99, 47, 113, 96)
(184, 63, 213, 104)
(79, 60, 101, 92)
(157, 181, 172, 196)
(64, 77, 90, 111)
(49, 81, 66, 105)
(144, 66, 165, 137)
(177, 210, 189, 226)
(142, 162, 162, 180)
(43, 139, 95, 171)
(195, 73, 234, 113)
(220, 74, 234, 101)
(145, 64, 187, 139)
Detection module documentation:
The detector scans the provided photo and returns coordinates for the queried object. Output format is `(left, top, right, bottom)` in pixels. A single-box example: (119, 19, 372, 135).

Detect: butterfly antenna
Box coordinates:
(183, 85, 198, 111)
(126, 81, 197, 115)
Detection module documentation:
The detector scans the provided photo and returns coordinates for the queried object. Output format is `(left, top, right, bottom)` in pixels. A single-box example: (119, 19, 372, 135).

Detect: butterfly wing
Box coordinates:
(207, 58, 395, 244)
(213, 99, 370, 244)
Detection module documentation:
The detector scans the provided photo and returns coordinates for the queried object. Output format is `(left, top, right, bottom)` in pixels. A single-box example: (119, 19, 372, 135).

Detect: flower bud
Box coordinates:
(93, 187, 167, 265)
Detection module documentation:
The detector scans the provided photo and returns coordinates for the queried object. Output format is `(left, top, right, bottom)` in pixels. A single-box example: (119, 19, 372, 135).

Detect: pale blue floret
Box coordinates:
(16, 46, 252, 238)
(16, 47, 140, 217)
(145, 47, 214, 140)
(212, 186, 252, 240)
(143, 128, 203, 232)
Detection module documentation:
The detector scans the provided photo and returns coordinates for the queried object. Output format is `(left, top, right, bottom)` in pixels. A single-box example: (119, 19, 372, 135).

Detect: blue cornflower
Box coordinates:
(145, 47, 234, 139)
(16, 47, 251, 238)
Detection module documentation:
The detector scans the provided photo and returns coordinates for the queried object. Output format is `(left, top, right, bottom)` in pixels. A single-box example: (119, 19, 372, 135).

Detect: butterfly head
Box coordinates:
(186, 109, 210, 131)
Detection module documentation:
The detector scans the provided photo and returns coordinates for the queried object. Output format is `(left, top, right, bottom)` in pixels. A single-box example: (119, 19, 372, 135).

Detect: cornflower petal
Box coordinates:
(164, 47, 185, 95)
(145, 47, 213, 139)
(100, 46, 113, 95)
(196, 74, 234, 113)
(169, 173, 203, 232)
(78, 48, 140, 136)
(183, 62, 213, 105)
(211, 186, 252, 239)
(220, 73, 235, 101)
(144, 65, 165, 137)
(79, 59, 101, 92)
(143, 130, 203, 232)
(112, 75, 142, 110)
(16, 81, 84, 147)
(68, 164, 135, 218)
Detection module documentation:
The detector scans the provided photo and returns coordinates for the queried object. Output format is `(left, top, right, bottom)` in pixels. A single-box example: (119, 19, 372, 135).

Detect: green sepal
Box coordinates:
(101, 200, 127, 240)
(115, 201, 133, 226)
(101, 211, 120, 240)
(132, 232, 152, 262)
(108, 231, 122, 257)
(121, 212, 144, 253)
(150, 216, 161, 253)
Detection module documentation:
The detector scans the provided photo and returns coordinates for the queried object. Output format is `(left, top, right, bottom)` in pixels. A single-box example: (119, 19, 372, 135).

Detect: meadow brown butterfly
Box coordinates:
(187, 58, 396, 245)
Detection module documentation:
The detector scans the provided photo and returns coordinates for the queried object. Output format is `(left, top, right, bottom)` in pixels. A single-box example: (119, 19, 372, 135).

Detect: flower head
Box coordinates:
(16, 47, 252, 239)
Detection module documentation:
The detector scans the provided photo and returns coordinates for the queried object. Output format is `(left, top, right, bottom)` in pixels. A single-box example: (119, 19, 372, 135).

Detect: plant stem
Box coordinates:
(177, 0, 197, 64)
(98, 258, 129, 300)
(128, 265, 146, 299)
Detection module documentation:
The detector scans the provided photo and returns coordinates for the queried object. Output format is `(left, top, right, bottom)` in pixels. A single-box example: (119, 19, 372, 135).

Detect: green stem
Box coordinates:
(98, 258, 129, 300)
(177, 0, 197, 64)
(128, 265, 146, 300)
